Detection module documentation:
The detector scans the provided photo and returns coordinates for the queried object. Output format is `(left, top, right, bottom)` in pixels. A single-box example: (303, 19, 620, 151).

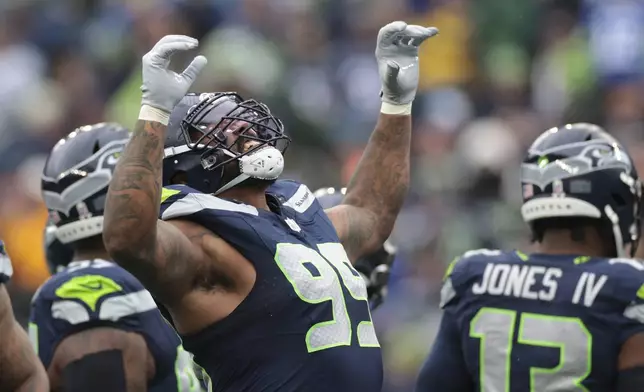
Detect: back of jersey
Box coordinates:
(442, 249, 644, 392)
(29, 259, 207, 392)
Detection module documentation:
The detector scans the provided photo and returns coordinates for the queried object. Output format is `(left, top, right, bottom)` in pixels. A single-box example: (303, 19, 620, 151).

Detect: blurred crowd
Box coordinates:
(1, 0, 644, 390)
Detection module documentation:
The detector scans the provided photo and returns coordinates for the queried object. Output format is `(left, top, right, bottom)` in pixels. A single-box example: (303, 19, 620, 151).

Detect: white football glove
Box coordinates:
(375, 21, 438, 109)
(140, 35, 208, 124)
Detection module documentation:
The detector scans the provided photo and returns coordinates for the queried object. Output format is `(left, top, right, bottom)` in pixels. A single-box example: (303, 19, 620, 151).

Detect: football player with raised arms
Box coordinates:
(32, 123, 208, 392)
(103, 22, 438, 391)
(416, 123, 644, 391)
(0, 241, 48, 391)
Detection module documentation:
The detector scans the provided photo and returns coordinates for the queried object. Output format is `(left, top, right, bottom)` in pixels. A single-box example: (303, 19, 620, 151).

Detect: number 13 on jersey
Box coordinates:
(275, 242, 380, 353)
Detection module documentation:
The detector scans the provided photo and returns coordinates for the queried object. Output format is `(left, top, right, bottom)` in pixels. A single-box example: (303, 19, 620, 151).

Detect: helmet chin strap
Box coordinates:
(214, 146, 284, 195)
(604, 204, 626, 258)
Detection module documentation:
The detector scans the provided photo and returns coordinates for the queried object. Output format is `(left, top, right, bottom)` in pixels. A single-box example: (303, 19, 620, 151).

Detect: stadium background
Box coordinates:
(0, 0, 642, 390)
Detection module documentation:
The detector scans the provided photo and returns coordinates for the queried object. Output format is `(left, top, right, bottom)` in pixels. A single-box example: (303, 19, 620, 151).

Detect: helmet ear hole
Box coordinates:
(93, 141, 100, 154)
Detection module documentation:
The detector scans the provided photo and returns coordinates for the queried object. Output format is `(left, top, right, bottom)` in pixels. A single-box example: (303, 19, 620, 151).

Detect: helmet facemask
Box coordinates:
(179, 92, 290, 195)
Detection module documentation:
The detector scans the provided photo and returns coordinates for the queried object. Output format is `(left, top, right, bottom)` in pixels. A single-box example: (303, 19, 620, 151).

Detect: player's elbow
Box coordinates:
(14, 364, 48, 392)
(103, 230, 132, 262)
(103, 232, 151, 274)
(103, 220, 154, 261)
(103, 215, 128, 250)
(6, 324, 49, 392)
(344, 185, 407, 239)
(361, 212, 398, 257)
(103, 207, 156, 256)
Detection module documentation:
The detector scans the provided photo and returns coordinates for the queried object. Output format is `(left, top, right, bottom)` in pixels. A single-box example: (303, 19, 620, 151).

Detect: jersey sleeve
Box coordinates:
(620, 279, 644, 344)
(159, 184, 260, 221)
(415, 310, 474, 391)
(269, 180, 322, 221)
(0, 242, 13, 284)
(28, 265, 173, 369)
(159, 184, 193, 218)
(439, 249, 504, 310)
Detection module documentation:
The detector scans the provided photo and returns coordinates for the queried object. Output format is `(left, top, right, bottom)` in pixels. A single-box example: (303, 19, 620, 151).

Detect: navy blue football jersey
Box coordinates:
(0, 241, 12, 284)
(159, 180, 383, 392)
(29, 259, 210, 392)
(416, 249, 644, 392)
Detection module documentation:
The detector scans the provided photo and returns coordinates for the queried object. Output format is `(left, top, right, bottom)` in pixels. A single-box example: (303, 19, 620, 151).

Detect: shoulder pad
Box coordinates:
(269, 180, 318, 214)
(606, 258, 644, 324)
(623, 281, 644, 324)
(606, 257, 644, 272)
(35, 264, 157, 325)
(443, 249, 504, 281)
(440, 249, 504, 309)
(159, 185, 259, 220)
(159, 184, 201, 207)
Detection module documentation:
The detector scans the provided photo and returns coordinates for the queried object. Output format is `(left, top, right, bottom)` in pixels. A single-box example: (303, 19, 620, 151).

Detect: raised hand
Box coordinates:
(375, 21, 438, 108)
(141, 35, 208, 121)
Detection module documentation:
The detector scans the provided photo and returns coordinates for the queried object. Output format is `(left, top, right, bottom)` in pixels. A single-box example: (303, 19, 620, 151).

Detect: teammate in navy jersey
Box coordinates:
(416, 123, 644, 392)
(104, 23, 438, 392)
(33, 123, 208, 392)
(0, 241, 48, 391)
(315, 187, 396, 310)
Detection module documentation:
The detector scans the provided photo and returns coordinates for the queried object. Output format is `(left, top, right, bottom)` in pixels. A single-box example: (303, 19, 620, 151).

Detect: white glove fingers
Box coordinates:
(154, 41, 199, 61)
(181, 55, 208, 82)
(375, 20, 434, 106)
(154, 35, 198, 48)
(377, 21, 408, 44)
(140, 35, 202, 113)
(401, 25, 439, 47)
(414, 26, 439, 46)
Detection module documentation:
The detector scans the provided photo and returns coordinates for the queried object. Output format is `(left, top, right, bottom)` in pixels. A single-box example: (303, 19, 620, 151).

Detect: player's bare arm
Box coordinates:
(0, 285, 48, 392)
(326, 114, 410, 261)
(48, 327, 153, 392)
(104, 119, 200, 300)
(325, 22, 438, 261)
(103, 35, 207, 302)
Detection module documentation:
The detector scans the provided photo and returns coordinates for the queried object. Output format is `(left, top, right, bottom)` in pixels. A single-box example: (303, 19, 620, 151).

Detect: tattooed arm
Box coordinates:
(0, 285, 48, 392)
(104, 35, 206, 303)
(103, 120, 199, 303)
(48, 328, 153, 392)
(325, 114, 411, 261)
(325, 22, 436, 261)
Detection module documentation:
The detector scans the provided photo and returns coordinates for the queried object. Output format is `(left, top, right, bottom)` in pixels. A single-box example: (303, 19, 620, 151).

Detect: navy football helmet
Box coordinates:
(163, 92, 289, 194)
(314, 187, 396, 310)
(521, 123, 642, 257)
(41, 122, 130, 262)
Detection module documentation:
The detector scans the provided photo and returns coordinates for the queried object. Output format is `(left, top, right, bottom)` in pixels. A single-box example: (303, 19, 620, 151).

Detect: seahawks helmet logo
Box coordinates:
(522, 142, 632, 190)
(41, 140, 127, 215)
